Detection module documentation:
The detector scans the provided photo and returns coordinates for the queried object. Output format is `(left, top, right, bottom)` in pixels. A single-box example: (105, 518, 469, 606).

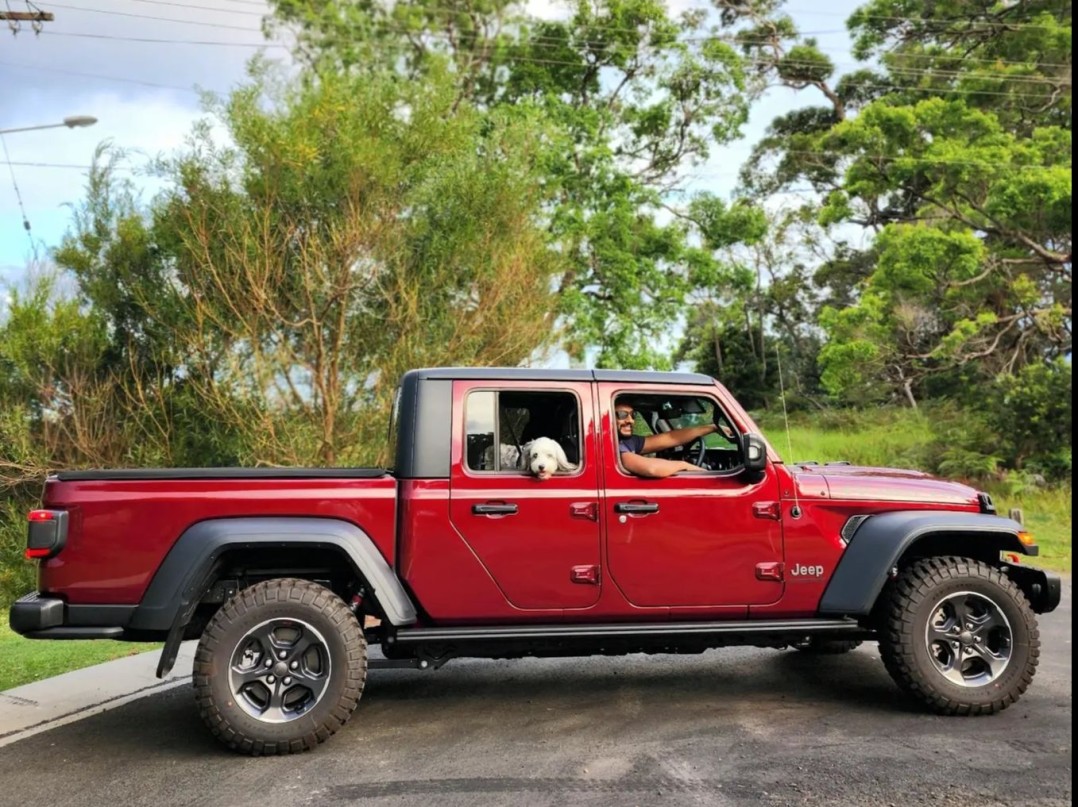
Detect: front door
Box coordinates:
(448, 381, 602, 610)
(599, 382, 784, 607)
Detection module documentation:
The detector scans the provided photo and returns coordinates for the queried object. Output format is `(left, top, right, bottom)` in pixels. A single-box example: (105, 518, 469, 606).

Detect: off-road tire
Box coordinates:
(793, 637, 863, 655)
(878, 556, 1038, 715)
(194, 578, 367, 755)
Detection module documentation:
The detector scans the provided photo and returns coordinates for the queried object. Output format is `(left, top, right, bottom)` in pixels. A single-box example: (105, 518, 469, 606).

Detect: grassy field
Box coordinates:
(1, 410, 1069, 691)
(756, 409, 1072, 575)
(0, 621, 160, 692)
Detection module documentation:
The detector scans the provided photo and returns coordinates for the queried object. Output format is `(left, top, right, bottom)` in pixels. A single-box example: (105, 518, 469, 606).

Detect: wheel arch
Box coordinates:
(127, 517, 417, 677)
(818, 511, 1033, 618)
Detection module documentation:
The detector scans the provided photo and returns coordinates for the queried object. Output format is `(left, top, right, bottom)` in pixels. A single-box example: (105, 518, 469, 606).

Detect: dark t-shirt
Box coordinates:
(618, 435, 646, 454)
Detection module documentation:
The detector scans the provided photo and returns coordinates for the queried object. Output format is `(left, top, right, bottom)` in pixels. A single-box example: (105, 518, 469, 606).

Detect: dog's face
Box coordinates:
(521, 436, 577, 480)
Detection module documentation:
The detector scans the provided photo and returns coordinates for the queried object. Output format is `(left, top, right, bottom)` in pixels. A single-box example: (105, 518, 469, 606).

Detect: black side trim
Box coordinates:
(819, 511, 1030, 616)
(129, 517, 417, 677)
(19, 627, 125, 639)
(130, 517, 417, 633)
(56, 467, 386, 481)
(391, 618, 861, 644)
(407, 367, 713, 385)
(395, 375, 452, 479)
(66, 604, 137, 626)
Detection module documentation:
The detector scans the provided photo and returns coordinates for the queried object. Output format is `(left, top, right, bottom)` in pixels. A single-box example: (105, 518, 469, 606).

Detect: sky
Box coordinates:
(0, 0, 864, 312)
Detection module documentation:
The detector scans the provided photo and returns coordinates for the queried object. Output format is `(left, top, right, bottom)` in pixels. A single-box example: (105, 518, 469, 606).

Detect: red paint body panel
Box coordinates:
(38, 476, 398, 605)
(447, 379, 603, 611)
(597, 381, 782, 613)
(31, 372, 997, 628)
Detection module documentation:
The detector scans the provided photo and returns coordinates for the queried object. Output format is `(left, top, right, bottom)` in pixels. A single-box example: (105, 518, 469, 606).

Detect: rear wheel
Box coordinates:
(878, 556, 1038, 715)
(194, 578, 367, 755)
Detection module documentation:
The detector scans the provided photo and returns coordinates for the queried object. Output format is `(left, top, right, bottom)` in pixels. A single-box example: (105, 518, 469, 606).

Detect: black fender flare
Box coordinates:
(818, 511, 1031, 617)
(127, 517, 417, 676)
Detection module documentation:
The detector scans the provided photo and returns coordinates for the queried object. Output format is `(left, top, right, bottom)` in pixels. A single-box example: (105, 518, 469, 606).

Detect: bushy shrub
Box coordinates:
(982, 359, 1072, 482)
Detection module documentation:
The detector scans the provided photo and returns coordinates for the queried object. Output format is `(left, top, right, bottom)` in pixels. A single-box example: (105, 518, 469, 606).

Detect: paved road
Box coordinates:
(0, 584, 1070, 807)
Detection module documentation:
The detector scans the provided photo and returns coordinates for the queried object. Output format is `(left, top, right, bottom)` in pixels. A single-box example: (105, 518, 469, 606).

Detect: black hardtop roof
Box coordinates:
(405, 367, 715, 385)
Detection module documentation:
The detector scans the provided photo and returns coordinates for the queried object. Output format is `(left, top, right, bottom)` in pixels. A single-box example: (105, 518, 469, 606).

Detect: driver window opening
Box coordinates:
(613, 393, 741, 473)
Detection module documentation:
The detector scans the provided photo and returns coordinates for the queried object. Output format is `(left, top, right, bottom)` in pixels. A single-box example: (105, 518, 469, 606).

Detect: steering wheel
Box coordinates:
(684, 435, 708, 468)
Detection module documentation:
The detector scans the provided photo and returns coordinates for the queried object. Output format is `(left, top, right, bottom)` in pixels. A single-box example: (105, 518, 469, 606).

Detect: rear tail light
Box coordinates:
(26, 509, 68, 560)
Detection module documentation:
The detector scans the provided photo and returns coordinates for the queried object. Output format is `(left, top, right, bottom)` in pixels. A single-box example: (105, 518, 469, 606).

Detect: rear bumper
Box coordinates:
(9, 592, 130, 639)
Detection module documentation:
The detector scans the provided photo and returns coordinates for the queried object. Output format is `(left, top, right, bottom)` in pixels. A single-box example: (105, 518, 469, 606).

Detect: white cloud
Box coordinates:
(0, 0, 281, 265)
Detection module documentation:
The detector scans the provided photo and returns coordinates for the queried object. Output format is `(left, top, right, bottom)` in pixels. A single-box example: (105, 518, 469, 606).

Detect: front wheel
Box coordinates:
(878, 556, 1039, 715)
(194, 578, 367, 754)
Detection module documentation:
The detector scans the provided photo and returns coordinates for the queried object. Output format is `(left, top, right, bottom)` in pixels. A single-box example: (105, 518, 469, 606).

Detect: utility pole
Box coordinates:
(0, 10, 53, 23)
(1, 7, 54, 34)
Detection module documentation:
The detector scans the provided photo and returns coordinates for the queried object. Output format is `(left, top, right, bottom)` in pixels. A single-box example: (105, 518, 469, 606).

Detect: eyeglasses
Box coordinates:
(614, 409, 635, 421)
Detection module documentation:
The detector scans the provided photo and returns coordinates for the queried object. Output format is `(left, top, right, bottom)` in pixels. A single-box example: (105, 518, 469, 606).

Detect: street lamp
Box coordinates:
(0, 115, 98, 136)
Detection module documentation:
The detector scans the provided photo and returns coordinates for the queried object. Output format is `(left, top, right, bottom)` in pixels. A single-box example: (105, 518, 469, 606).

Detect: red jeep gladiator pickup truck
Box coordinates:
(11, 368, 1061, 755)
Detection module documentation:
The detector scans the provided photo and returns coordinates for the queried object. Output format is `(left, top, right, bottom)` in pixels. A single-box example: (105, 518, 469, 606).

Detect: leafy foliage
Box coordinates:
(265, 0, 764, 367)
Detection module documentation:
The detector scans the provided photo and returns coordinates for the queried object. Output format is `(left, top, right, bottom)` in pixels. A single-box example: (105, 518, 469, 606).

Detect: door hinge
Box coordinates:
(752, 501, 782, 521)
(755, 562, 784, 581)
(570, 565, 601, 585)
(570, 502, 598, 521)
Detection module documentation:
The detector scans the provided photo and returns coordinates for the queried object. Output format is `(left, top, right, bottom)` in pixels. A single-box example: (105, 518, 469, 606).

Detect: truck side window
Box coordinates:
(614, 393, 741, 473)
(465, 389, 582, 473)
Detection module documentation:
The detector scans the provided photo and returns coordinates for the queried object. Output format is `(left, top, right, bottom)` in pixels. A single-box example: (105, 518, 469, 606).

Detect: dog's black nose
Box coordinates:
(537, 465, 546, 472)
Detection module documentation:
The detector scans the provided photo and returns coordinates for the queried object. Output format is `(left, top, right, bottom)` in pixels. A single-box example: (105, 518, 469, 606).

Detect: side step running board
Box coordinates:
(388, 618, 863, 645)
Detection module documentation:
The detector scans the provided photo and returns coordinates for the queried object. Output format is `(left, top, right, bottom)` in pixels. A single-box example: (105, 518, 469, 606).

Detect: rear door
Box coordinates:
(448, 379, 602, 610)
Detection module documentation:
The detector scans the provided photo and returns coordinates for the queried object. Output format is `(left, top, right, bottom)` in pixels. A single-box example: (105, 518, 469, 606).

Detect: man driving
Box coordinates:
(615, 401, 730, 478)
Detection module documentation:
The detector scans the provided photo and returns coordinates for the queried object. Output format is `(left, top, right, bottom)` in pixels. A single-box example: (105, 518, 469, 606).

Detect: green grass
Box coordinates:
(757, 408, 1071, 575)
(0, 621, 161, 692)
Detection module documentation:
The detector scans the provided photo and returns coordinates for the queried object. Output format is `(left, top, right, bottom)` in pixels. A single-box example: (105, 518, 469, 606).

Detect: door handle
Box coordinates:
(615, 502, 659, 515)
(472, 503, 518, 516)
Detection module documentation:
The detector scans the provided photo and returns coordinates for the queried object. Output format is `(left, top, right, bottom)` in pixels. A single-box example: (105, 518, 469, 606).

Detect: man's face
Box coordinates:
(615, 405, 635, 438)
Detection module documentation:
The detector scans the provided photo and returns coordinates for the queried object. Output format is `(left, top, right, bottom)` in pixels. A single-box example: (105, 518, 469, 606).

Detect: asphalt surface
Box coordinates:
(0, 583, 1070, 807)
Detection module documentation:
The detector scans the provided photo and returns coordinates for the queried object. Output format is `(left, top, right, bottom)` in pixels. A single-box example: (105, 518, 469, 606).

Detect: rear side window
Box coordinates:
(465, 390, 581, 473)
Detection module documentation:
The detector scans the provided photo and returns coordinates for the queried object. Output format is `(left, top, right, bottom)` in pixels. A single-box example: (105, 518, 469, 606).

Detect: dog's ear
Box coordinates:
(553, 440, 577, 472)
(518, 440, 533, 470)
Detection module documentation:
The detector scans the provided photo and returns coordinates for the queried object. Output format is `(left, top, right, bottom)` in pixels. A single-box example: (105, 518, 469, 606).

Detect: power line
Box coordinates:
(0, 133, 36, 254)
(0, 48, 1064, 101)
(7, 147, 1067, 174)
(42, 2, 268, 33)
(782, 6, 1070, 30)
(0, 59, 207, 93)
(3, 160, 133, 169)
(126, 0, 266, 16)
(40, 30, 286, 46)
(26, 27, 1072, 92)
(19, 0, 1071, 71)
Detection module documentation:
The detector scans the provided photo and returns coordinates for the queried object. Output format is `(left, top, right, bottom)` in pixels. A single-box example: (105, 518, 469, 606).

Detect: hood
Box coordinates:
(788, 463, 981, 507)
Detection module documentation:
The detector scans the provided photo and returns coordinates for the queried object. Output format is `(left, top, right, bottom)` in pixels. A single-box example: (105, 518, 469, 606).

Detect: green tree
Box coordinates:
(141, 68, 561, 466)
(265, 0, 761, 367)
(729, 0, 1070, 413)
(676, 204, 823, 411)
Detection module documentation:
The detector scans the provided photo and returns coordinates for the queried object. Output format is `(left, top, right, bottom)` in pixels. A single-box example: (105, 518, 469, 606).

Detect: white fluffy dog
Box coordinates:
(519, 436, 578, 480)
(483, 437, 577, 479)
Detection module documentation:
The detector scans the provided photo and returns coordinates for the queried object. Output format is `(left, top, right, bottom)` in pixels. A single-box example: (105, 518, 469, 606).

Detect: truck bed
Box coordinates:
(38, 469, 399, 605)
(56, 467, 387, 481)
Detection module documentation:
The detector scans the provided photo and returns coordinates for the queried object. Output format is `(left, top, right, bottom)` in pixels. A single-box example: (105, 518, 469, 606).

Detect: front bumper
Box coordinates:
(1004, 566, 1062, 614)
(9, 592, 127, 639)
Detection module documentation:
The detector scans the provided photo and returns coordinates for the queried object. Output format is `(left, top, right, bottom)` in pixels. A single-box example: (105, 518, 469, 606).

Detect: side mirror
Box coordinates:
(741, 433, 768, 475)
